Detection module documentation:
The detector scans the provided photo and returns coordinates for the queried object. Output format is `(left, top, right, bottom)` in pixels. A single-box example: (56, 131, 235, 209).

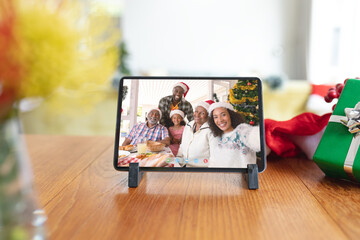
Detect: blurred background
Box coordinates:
(17, 0, 360, 136)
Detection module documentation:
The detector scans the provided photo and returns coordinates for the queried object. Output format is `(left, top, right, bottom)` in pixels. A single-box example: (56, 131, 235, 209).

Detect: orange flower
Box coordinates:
(0, 0, 23, 119)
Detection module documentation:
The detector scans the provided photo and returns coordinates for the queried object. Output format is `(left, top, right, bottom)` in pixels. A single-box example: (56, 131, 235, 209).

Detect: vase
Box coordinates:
(0, 115, 47, 239)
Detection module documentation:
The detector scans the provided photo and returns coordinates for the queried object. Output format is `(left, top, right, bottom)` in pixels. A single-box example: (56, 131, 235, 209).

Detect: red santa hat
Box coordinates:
(194, 100, 215, 112)
(170, 109, 185, 119)
(208, 102, 234, 116)
(173, 82, 190, 98)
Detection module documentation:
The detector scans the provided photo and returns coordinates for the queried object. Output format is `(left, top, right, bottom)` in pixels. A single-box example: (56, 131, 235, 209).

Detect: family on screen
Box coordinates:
(121, 82, 260, 168)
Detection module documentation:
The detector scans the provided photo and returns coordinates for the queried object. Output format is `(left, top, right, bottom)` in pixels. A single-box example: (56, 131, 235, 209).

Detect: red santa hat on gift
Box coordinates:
(173, 82, 190, 98)
(208, 102, 234, 116)
(170, 109, 185, 119)
(194, 100, 215, 113)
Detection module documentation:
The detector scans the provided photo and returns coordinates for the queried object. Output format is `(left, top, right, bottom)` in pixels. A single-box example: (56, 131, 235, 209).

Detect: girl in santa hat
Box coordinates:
(208, 102, 261, 168)
(168, 110, 186, 156)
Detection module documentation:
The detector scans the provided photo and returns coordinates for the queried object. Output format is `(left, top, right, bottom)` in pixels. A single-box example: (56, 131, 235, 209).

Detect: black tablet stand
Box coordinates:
(246, 164, 259, 190)
(128, 163, 144, 188)
(128, 162, 259, 189)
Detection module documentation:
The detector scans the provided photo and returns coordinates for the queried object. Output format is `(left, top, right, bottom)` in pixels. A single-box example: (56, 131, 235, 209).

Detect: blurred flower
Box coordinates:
(0, 0, 21, 119)
(0, 0, 121, 119)
(1, 0, 121, 237)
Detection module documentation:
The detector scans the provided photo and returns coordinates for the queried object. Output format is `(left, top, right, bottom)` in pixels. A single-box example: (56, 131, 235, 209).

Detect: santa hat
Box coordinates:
(170, 109, 185, 119)
(194, 100, 215, 112)
(208, 102, 234, 116)
(173, 82, 190, 98)
(148, 108, 162, 119)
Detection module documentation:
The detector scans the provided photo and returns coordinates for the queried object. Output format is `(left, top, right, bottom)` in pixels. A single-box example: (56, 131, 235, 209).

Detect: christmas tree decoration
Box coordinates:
(229, 79, 259, 125)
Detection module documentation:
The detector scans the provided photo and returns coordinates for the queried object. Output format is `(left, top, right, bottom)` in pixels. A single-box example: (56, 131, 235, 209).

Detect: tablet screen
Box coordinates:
(114, 77, 265, 172)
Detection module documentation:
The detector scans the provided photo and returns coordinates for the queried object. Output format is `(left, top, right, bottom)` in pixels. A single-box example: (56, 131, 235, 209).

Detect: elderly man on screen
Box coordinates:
(158, 82, 194, 128)
(121, 108, 170, 146)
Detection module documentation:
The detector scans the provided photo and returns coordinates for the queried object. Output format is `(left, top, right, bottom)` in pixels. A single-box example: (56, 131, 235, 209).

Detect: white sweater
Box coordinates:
(209, 123, 261, 168)
(177, 120, 214, 167)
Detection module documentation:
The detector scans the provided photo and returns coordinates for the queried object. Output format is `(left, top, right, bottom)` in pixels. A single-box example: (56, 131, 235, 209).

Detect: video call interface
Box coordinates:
(117, 79, 262, 169)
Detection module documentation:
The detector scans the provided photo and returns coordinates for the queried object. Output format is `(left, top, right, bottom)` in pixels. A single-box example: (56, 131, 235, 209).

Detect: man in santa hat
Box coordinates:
(158, 82, 194, 128)
(121, 108, 170, 147)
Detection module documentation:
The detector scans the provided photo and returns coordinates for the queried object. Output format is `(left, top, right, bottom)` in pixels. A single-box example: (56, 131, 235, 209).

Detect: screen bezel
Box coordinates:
(113, 76, 266, 173)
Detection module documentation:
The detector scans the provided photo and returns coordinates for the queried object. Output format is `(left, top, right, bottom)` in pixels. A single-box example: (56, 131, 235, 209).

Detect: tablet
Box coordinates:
(113, 77, 266, 173)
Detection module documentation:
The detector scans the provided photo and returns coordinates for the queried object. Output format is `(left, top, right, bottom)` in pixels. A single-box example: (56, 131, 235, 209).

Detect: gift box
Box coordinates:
(313, 79, 360, 182)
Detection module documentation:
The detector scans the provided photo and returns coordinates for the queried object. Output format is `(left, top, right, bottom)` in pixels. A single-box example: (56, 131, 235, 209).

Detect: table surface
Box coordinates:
(26, 135, 360, 240)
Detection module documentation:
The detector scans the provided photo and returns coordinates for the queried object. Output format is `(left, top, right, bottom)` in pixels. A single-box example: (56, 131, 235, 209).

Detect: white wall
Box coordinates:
(309, 0, 360, 84)
(123, 0, 308, 79)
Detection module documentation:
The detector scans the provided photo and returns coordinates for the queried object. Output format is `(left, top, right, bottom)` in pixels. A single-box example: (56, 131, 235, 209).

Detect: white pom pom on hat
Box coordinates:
(208, 102, 234, 116)
(170, 109, 185, 119)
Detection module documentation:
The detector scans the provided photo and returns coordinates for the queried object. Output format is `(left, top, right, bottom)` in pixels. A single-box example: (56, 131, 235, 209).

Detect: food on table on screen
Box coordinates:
(141, 153, 170, 167)
(146, 141, 165, 152)
(118, 153, 173, 167)
(119, 145, 134, 151)
(136, 154, 147, 160)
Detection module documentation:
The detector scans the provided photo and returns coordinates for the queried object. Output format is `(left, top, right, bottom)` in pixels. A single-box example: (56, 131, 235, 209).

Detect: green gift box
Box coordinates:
(313, 79, 360, 182)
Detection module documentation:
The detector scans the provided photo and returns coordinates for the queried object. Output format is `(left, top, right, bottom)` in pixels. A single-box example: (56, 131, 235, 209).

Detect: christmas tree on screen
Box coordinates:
(229, 79, 259, 125)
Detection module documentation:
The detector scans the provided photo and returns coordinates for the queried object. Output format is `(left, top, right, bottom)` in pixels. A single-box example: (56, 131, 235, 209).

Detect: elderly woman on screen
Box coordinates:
(177, 100, 215, 167)
(121, 108, 170, 147)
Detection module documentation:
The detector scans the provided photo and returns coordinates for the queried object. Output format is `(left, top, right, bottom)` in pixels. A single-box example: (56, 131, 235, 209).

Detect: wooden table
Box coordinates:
(26, 135, 360, 240)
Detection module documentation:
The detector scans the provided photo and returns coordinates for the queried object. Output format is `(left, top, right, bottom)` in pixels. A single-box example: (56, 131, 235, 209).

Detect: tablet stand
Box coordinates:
(246, 164, 259, 190)
(128, 163, 144, 188)
(128, 162, 258, 189)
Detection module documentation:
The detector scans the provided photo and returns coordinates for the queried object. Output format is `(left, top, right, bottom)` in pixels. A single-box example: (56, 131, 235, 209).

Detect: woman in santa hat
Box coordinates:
(208, 102, 261, 168)
(177, 100, 215, 167)
(158, 82, 194, 128)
